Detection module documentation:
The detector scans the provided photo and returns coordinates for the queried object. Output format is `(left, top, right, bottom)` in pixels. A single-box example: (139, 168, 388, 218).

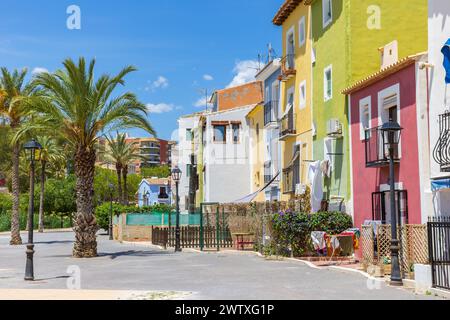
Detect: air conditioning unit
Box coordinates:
(295, 183, 306, 196)
(326, 119, 342, 137)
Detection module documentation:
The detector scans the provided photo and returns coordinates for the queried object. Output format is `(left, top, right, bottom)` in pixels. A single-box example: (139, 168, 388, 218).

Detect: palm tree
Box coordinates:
(104, 133, 141, 205)
(30, 57, 155, 257)
(0, 68, 38, 245)
(36, 136, 63, 233)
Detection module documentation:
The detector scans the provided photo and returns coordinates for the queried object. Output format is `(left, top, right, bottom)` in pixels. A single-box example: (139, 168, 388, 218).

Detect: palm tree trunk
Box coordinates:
(122, 166, 128, 206)
(116, 164, 123, 205)
(73, 146, 99, 258)
(10, 141, 22, 245)
(38, 161, 46, 233)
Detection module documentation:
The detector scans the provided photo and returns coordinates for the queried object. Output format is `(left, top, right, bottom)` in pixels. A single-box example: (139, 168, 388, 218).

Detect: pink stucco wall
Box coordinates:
(350, 63, 422, 241)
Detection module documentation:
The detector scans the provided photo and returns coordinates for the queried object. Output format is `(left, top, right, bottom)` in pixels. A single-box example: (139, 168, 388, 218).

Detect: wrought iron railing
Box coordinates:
(264, 100, 279, 126)
(428, 217, 450, 291)
(365, 126, 399, 167)
(280, 54, 296, 80)
(433, 112, 450, 172)
(280, 109, 296, 138)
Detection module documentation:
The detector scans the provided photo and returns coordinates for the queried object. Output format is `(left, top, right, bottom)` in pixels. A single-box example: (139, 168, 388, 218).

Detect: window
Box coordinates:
(286, 26, 295, 55)
(158, 187, 168, 199)
(232, 123, 240, 143)
(323, 0, 333, 28)
(186, 164, 191, 177)
(299, 81, 306, 109)
(299, 17, 306, 47)
(186, 129, 193, 141)
(324, 65, 332, 101)
(213, 125, 226, 143)
(359, 97, 371, 140)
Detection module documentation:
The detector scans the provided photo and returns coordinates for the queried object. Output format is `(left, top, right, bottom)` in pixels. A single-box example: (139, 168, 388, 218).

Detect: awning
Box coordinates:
(233, 172, 281, 203)
(432, 178, 450, 192)
(442, 38, 450, 84)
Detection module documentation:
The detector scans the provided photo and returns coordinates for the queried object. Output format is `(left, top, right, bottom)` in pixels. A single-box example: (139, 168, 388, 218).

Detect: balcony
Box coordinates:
(433, 112, 450, 172)
(264, 101, 279, 127)
(279, 107, 296, 141)
(278, 54, 296, 82)
(365, 126, 399, 168)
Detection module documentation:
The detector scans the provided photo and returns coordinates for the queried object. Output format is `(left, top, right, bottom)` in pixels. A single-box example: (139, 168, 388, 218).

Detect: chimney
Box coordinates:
(379, 40, 399, 69)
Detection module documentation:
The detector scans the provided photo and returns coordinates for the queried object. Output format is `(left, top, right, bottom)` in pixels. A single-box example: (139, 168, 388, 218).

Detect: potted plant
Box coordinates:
(382, 256, 392, 276)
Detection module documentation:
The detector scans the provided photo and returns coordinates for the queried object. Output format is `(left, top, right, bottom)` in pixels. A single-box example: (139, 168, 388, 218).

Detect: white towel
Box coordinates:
(308, 161, 323, 213)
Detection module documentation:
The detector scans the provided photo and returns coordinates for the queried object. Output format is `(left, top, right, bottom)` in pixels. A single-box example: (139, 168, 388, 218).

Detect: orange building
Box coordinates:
(210, 81, 264, 112)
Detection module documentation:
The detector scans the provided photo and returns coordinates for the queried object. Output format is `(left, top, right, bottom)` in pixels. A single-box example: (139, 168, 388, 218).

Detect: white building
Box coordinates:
(428, 0, 450, 218)
(177, 112, 204, 212)
(202, 105, 254, 203)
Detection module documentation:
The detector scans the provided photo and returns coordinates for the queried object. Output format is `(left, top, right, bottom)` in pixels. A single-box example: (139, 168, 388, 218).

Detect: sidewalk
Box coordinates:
(0, 289, 192, 300)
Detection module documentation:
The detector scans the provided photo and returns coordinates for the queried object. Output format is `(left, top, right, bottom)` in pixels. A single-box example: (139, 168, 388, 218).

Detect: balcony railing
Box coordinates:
(264, 100, 279, 127)
(280, 108, 296, 140)
(365, 126, 399, 168)
(279, 54, 296, 81)
(433, 112, 450, 172)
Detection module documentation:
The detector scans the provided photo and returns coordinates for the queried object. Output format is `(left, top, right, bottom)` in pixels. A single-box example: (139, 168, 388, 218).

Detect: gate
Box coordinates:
(428, 217, 450, 291)
(151, 203, 233, 251)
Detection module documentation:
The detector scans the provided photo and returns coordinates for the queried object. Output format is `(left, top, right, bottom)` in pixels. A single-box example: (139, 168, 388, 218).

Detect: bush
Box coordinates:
(268, 211, 353, 257)
(0, 193, 12, 215)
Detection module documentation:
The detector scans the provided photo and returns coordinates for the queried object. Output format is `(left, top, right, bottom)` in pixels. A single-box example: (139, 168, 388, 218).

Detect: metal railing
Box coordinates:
(280, 54, 296, 80)
(365, 126, 399, 167)
(428, 217, 450, 291)
(280, 109, 296, 138)
(264, 100, 279, 126)
(433, 112, 450, 172)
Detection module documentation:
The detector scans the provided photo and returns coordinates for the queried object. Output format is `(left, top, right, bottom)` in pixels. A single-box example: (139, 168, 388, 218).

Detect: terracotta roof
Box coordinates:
(144, 178, 171, 186)
(341, 52, 427, 95)
(273, 0, 303, 26)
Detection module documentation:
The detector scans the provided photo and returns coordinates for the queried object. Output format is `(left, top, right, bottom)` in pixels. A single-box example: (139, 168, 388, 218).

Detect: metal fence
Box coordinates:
(428, 217, 450, 291)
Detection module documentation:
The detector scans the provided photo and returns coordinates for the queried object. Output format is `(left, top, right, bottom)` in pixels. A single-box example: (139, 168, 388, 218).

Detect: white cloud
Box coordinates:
(146, 103, 175, 114)
(203, 74, 214, 81)
(227, 60, 263, 88)
(146, 76, 169, 91)
(194, 96, 212, 108)
(32, 67, 49, 75)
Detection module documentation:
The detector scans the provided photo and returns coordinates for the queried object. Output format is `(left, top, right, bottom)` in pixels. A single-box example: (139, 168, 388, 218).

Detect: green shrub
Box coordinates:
(268, 210, 353, 257)
(0, 193, 12, 215)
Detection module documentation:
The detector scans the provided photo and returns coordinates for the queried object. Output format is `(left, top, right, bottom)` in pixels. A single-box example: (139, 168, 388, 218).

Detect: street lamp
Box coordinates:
(23, 139, 42, 281)
(381, 120, 403, 286)
(108, 183, 115, 240)
(171, 166, 182, 252)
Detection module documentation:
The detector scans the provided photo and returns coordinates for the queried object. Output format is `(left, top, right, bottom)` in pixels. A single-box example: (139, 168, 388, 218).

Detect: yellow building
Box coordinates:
(274, 0, 313, 200)
(246, 103, 266, 202)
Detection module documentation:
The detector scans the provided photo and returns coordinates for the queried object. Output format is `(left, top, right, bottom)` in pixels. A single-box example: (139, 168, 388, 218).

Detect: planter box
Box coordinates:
(383, 264, 391, 276)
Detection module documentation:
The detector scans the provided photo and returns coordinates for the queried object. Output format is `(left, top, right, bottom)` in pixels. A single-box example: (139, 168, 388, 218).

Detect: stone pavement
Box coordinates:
(0, 231, 443, 300)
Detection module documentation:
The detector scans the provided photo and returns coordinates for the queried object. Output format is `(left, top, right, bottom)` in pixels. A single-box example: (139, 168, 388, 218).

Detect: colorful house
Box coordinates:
(343, 51, 430, 239)
(302, 0, 428, 213)
(273, 0, 314, 201)
(137, 178, 172, 207)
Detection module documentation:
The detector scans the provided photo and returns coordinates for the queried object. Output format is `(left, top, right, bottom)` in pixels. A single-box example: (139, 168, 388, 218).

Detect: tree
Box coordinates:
(30, 58, 155, 257)
(104, 133, 142, 205)
(0, 68, 38, 245)
(36, 136, 63, 232)
(141, 165, 171, 179)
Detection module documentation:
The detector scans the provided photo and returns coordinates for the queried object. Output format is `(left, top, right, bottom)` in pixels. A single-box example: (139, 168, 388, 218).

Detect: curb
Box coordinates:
(0, 228, 73, 236)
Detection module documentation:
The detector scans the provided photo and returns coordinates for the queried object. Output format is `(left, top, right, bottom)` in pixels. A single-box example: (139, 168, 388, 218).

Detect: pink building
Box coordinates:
(343, 52, 431, 257)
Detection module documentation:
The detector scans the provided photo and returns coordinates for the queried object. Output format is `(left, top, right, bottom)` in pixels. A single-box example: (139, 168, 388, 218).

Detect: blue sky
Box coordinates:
(0, 0, 283, 140)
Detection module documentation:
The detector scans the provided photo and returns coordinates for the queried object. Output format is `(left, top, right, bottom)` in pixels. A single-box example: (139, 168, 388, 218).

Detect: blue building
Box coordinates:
(255, 58, 282, 201)
(137, 178, 172, 207)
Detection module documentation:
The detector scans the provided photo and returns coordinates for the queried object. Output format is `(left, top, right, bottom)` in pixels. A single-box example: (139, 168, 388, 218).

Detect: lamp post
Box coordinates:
(171, 166, 182, 252)
(24, 139, 42, 281)
(381, 120, 403, 286)
(109, 183, 114, 240)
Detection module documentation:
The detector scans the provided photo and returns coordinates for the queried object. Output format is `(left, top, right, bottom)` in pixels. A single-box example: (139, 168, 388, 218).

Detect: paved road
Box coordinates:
(0, 231, 440, 300)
